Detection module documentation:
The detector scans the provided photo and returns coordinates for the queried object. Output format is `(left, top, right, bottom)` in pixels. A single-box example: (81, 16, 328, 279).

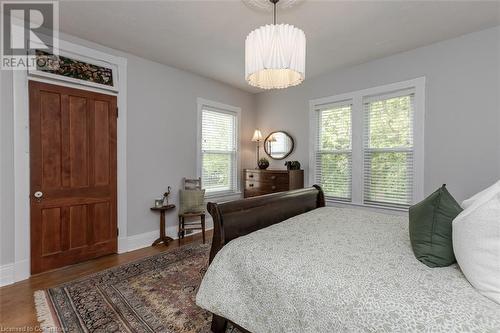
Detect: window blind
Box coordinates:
(315, 102, 352, 201)
(363, 91, 415, 208)
(201, 107, 238, 194)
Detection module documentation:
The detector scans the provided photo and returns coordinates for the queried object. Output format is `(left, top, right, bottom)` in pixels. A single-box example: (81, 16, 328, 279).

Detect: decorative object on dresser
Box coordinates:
(258, 157, 270, 170)
(284, 160, 301, 170)
(178, 177, 206, 244)
(264, 131, 294, 159)
(150, 204, 176, 246)
(244, 168, 304, 198)
(251, 129, 263, 167)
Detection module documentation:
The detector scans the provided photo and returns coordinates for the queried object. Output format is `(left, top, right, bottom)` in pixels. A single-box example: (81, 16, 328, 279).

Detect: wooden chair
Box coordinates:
(178, 177, 206, 244)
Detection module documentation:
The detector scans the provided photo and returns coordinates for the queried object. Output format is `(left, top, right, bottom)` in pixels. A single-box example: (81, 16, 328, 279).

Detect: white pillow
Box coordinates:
(453, 188, 500, 304)
(461, 180, 500, 209)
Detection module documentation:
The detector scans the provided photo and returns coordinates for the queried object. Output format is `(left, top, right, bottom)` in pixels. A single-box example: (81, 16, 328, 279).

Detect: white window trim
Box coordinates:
(196, 97, 242, 198)
(309, 77, 425, 211)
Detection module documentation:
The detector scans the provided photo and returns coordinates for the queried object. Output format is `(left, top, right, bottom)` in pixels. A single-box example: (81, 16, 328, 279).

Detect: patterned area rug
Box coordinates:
(34, 242, 235, 332)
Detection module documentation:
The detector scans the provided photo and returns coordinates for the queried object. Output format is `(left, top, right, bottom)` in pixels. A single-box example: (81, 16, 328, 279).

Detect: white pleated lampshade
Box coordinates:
(245, 24, 306, 89)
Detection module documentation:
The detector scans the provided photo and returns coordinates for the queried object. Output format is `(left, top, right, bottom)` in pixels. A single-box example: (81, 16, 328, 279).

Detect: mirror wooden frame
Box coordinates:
(264, 131, 295, 160)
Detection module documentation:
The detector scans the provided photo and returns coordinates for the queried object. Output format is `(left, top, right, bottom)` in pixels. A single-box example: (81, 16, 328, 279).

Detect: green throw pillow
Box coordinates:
(409, 184, 463, 267)
(179, 189, 205, 214)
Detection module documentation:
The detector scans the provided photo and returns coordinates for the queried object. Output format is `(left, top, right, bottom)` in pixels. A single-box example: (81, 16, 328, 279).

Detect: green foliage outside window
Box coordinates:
(365, 95, 413, 205)
(317, 95, 414, 205)
(201, 109, 237, 193)
(320, 105, 351, 151)
(318, 105, 352, 199)
(368, 96, 412, 148)
(365, 152, 411, 204)
(202, 153, 231, 192)
(320, 153, 351, 199)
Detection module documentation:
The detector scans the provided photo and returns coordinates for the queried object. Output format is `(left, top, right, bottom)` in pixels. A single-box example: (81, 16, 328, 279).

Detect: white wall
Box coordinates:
(125, 55, 255, 237)
(0, 69, 15, 266)
(256, 26, 500, 202)
(1, 25, 498, 269)
(0, 33, 256, 266)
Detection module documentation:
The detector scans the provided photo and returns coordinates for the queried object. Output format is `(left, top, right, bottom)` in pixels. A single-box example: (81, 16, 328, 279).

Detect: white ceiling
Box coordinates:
(58, 0, 500, 93)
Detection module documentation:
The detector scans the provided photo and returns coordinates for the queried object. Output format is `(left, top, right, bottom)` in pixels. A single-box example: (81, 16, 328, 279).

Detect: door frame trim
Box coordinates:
(13, 36, 128, 282)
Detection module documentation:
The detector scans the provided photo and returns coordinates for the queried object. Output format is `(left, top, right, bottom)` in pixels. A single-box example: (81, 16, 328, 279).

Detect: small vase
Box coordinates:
(258, 160, 269, 170)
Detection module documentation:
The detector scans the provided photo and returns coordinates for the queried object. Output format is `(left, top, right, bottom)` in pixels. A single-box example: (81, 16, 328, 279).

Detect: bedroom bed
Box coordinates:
(196, 186, 500, 333)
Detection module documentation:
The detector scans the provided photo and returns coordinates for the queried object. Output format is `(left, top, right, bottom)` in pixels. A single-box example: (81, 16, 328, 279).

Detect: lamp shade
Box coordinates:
(245, 24, 306, 89)
(252, 129, 263, 142)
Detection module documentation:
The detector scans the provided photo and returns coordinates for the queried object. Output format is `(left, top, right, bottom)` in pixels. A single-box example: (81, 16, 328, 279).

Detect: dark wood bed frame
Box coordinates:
(206, 185, 325, 333)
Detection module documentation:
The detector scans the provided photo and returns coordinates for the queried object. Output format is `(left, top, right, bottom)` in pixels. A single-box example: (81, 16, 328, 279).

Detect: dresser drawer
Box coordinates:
(245, 170, 265, 182)
(263, 173, 289, 184)
(243, 169, 303, 198)
(245, 171, 289, 184)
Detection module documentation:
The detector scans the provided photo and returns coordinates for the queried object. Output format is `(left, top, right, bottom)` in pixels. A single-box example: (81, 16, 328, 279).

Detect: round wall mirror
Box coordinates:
(264, 131, 294, 160)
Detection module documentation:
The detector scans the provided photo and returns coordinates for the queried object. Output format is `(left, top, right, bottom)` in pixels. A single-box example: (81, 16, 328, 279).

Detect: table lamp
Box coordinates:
(251, 129, 263, 167)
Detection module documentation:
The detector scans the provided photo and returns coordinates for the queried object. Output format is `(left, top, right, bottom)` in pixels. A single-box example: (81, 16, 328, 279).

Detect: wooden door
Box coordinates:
(29, 81, 118, 274)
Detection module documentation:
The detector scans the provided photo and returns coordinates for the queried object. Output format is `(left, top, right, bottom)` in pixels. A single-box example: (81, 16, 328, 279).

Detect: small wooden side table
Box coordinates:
(150, 204, 175, 246)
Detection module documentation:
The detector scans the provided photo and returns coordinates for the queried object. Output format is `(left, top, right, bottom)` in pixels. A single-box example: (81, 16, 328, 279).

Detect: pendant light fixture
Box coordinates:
(245, 0, 306, 89)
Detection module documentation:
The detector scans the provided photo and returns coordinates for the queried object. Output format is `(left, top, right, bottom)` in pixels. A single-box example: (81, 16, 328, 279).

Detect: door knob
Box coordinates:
(34, 191, 43, 199)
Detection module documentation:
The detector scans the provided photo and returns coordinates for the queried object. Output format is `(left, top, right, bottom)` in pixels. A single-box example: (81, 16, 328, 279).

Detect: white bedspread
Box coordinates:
(196, 207, 500, 333)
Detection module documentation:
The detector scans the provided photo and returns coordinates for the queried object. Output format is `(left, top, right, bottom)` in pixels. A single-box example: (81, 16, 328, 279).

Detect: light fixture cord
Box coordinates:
(273, 2, 276, 24)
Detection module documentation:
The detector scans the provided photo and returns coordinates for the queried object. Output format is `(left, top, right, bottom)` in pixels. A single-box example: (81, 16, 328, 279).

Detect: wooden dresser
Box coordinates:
(243, 169, 304, 198)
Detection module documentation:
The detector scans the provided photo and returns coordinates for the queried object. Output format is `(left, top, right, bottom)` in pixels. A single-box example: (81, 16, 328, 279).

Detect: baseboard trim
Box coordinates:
(0, 218, 214, 287)
(126, 215, 213, 252)
(126, 225, 213, 252)
(14, 259, 30, 282)
(126, 230, 159, 252)
(0, 263, 14, 287)
(117, 236, 129, 254)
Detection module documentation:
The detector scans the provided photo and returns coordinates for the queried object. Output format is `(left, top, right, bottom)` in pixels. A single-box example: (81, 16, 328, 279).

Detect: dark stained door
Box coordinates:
(29, 81, 117, 274)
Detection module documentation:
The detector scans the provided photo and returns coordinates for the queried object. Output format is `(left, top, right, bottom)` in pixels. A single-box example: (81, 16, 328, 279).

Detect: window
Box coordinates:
(198, 98, 240, 196)
(310, 78, 424, 209)
(363, 92, 414, 208)
(314, 102, 352, 200)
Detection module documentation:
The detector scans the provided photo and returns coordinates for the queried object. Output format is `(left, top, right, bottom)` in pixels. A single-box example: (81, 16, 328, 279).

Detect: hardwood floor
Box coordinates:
(0, 231, 211, 330)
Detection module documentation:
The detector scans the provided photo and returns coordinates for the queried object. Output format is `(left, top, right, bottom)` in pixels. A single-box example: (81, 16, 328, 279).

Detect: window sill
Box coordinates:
(325, 198, 409, 215)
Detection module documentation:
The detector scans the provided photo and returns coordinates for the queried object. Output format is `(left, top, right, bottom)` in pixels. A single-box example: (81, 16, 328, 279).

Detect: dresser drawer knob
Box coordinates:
(249, 174, 254, 178)
(272, 186, 276, 190)
(271, 175, 276, 180)
(249, 183, 254, 187)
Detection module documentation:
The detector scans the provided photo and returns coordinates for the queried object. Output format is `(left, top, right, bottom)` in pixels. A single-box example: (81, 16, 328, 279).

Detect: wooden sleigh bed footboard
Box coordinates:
(206, 185, 325, 333)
